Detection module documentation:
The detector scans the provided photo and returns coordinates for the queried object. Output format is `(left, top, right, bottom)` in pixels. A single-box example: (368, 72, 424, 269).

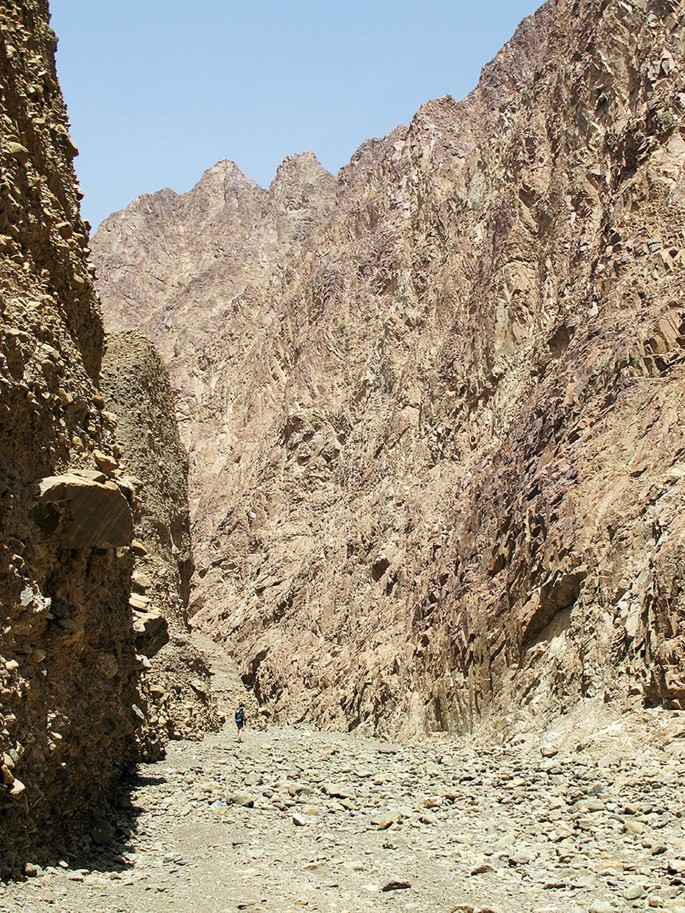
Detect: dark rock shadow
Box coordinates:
(47, 767, 169, 876)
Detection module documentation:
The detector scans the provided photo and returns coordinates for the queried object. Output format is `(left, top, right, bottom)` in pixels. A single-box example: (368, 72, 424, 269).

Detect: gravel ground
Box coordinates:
(2, 637, 685, 913)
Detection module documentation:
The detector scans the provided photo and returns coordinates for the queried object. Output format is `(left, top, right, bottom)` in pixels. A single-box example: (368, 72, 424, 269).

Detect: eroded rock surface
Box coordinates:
(101, 332, 223, 755)
(93, 0, 685, 738)
(0, 0, 214, 875)
(0, 0, 143, 874)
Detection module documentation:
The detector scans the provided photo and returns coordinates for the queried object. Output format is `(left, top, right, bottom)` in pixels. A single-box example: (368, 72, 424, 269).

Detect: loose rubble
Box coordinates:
(1, 638, 684, 913)
(1, 714, 684, 913)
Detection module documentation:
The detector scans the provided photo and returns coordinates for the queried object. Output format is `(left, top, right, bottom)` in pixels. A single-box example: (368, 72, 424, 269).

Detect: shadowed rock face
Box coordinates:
(0, 0, 218, 874)
(0, 0, 143, 874)
(94, 0, 685, 738)
(32, 473, 134, 548)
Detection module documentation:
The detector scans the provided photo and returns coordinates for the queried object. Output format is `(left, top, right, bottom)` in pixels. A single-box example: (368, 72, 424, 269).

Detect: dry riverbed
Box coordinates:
(2, 707, 685, 913)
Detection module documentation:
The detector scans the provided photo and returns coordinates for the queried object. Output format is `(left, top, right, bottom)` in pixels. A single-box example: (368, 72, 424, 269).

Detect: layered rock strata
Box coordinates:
(101, 331, 222, 756)
(94, 0, 685, 738)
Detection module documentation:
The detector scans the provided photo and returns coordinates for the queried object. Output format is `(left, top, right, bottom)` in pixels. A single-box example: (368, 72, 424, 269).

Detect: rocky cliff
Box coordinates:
(93, 0, 685, 739)
(101, 331, 222, 753)
(0, 0, 210, 874)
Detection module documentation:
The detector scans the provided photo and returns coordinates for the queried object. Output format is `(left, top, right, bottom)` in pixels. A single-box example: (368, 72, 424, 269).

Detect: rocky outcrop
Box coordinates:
(32, 472, 134, 548)
(94, 0, 685, 739)
(0, 0, 211, 875)
(0, 0, 142, 872)
(101, 332, 222, 755)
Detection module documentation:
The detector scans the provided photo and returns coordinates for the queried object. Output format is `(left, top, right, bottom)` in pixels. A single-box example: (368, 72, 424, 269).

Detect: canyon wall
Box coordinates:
(94, 0, 685, 738)
(0, 0, 211, 873)
(101, 331, 222, 754)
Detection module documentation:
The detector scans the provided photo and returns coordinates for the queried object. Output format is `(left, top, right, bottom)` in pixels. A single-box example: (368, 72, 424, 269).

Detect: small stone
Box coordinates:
(623, 885, 644, 901)
(299, 802, 321, 815)
(376, 814, 398, 830)
(323, 783, 352, 799)
(381, 879, 411, 891)
(24, 862, 38, 877)
(26, 889, 55, 904)
(509, 848, 536, 866)
(228, 793, 255, 808)
(419, 796, 442, 809)
(9, 777, 25, 796)
(292, 813, 307, 826)
(589, 903, 614, 913)
(93, 449, 118, 474)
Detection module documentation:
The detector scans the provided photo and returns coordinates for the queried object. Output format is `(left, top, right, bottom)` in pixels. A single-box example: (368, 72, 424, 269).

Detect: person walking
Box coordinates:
(234, 704, 246, 742)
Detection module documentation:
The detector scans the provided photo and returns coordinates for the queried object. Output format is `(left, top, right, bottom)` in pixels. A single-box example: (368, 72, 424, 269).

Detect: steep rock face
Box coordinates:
(94, 0, 685, 738)
(93, 153, 338, 465)
(0, 0, 209, 874)
(0, 0, 141, 873)
(101, 332, 222, 754)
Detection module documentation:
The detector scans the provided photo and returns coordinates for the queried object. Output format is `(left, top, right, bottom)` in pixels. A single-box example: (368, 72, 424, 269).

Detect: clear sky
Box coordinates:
(50, 0, 543, 230)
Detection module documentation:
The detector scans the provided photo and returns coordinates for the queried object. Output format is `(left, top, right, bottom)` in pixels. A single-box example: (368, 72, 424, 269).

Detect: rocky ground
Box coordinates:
(2, 636, 685, 913)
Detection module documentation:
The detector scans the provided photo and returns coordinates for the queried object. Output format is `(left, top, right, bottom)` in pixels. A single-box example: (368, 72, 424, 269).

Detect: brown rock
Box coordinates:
(93, 448, 118, 474)
(133, 610, 169, 659)
(92, 0, 685, 745)
(32, 473, 134, 549)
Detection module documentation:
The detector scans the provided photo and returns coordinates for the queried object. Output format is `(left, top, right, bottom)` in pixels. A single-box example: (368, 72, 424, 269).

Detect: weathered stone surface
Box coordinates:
(0, 0, 143, 876)
(32, 473, 134, 548)
(100, 332, 222, 751)
(0, 0, 211, 876)
(94, 0, 685, 740)
(133, 610, 169, 658)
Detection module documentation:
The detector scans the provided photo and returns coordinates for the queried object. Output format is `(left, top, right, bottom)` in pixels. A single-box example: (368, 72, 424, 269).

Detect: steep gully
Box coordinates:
(1, 0, 685, 892)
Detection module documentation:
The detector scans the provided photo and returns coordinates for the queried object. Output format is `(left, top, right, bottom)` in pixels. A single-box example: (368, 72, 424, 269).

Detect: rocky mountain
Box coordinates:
(0, 0, 216, 874)
(93, 0, 685, 740)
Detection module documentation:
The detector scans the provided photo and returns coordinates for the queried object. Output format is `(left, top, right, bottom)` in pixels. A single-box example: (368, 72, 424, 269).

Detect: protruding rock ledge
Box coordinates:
(31, 472, 134, 549)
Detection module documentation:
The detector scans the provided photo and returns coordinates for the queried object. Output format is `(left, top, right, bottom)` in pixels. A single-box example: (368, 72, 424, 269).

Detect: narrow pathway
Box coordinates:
(2, 641, 685, 913)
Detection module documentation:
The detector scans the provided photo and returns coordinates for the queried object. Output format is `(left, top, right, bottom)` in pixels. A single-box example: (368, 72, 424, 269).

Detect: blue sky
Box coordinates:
(50, 1, 543, 230)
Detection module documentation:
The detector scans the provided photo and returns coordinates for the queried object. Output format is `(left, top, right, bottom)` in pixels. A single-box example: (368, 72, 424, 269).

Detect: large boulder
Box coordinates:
(31, 472, 134, 549)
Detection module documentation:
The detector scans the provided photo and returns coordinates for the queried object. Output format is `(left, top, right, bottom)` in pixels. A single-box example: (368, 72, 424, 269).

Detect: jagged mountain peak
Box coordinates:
(192, 158, 265, 199)
(270, 150, 333, 187)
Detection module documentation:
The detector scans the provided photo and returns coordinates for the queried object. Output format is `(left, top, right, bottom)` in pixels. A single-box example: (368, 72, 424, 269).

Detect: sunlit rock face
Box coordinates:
(94, 0, 685, 738)
(0, 0, 141, 874)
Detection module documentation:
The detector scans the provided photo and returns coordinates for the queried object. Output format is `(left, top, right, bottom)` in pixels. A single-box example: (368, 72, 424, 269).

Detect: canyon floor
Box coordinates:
(2, 635, 685, 913)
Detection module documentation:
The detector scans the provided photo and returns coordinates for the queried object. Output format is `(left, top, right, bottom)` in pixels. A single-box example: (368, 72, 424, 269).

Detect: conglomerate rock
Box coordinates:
(93, 0, 685, 739)
(0, 0, 141, 872)
(0, 0, 212, 874)
(101, 331, 223, 756)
